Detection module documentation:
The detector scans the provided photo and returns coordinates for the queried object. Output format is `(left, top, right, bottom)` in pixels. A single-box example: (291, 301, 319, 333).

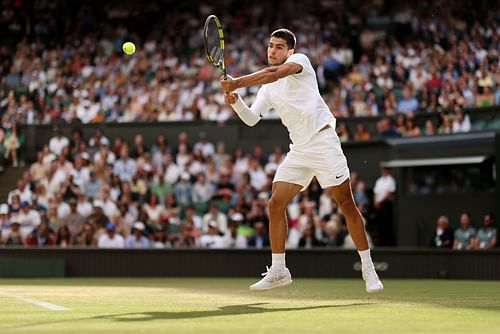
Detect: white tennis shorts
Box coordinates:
(274, 126, 350, 190)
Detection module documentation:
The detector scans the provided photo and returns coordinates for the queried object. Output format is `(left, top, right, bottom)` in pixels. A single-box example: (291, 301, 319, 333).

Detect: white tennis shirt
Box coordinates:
(232, 53, 335, 146)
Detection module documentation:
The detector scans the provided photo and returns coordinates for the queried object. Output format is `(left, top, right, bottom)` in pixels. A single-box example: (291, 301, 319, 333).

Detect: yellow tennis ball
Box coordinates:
(122, 42, 136, 55)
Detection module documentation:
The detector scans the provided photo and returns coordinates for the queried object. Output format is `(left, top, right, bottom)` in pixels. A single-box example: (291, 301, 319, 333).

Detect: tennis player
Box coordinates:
(221, 29, 383, 293)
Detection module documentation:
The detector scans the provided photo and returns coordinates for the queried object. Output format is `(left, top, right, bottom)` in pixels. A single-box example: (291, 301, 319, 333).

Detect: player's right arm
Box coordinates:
(223, 90, 270, 127)
(221, 62, 302, 92)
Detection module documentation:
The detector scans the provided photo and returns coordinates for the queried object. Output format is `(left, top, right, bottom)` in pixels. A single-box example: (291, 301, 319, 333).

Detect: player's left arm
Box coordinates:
(221, 62, 302, 92)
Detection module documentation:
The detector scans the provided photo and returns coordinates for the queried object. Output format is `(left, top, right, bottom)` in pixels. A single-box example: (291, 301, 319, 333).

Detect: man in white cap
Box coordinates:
(125, 221, 150, 248)
(200, 220, 224, 248)
(222, 212, 248, 249)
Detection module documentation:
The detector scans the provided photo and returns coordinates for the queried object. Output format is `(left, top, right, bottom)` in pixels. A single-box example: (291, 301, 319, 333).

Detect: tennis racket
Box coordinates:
(203, 15, 227, 79)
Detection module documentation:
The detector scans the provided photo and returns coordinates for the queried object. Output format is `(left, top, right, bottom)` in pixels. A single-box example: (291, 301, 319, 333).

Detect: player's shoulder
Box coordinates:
(286, 52, 311, 64)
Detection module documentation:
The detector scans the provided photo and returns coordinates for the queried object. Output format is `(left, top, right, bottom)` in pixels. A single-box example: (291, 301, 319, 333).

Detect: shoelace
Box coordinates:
(261, 266, 272, 276)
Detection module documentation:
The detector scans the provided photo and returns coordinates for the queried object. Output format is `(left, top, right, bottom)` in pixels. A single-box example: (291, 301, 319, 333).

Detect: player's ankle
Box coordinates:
(271, 253, 286, 271)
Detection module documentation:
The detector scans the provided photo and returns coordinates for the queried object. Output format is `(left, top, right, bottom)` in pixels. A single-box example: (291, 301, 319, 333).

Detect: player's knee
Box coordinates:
(338, 196, 357, 213)
(268, 196, 287, 214)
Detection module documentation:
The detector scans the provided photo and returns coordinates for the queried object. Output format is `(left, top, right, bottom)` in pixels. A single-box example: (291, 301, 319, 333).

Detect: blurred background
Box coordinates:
(0, 0, 498, 255)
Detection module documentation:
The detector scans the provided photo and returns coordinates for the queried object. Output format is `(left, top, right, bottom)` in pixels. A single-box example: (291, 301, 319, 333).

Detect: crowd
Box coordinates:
(0, 128, 395, 248)
(429, 212, 497, 249)
(0, 0, 498, 131)
(0, 1, 498, 248)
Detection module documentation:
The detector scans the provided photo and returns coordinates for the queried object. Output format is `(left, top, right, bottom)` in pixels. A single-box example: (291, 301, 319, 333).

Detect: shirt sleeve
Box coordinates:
(285, 53, 311, 75)
(231, 88, 271, 127)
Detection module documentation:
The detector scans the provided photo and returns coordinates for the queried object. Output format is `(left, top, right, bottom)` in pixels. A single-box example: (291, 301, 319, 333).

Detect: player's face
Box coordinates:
(267, 37, 293, 65)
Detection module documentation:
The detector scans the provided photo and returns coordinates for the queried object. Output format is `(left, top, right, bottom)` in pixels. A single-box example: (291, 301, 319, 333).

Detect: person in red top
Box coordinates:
(427, 65, 442, 92)
(27, 219, 56, 247)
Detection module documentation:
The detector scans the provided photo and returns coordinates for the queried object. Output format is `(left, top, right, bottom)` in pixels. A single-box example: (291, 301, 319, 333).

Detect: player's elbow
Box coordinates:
(263, 67, 280, 83)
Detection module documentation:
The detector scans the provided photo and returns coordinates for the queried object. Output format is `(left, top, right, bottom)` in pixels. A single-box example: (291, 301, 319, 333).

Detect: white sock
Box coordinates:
(358, 249, 373, 268)
(271, 253, 286, 271)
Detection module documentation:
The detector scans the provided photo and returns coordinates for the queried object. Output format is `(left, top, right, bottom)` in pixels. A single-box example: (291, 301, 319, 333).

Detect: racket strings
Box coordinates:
(206, 20, 223, 65)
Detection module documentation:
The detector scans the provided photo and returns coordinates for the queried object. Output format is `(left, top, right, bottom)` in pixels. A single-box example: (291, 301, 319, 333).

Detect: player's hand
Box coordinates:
(224, 91, 238, 104)
(221, 76, 237, 93)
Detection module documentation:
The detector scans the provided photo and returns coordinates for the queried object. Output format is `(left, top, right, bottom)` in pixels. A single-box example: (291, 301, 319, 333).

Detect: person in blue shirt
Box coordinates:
(453, 212, 476, 250)
(474, 213, 497, 250)
(397, 87, 419, 114)
(125, 221, 150, 248)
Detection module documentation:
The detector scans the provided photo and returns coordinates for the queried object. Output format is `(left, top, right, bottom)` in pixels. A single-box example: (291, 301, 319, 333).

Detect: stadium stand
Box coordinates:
(0, 0, 498, 248)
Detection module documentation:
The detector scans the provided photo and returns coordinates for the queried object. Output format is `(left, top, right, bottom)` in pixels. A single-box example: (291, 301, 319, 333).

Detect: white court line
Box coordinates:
(0, 289, 70, 311)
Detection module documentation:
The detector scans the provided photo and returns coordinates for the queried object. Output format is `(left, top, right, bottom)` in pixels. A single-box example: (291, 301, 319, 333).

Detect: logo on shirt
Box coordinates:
(335, 175, 343, 179)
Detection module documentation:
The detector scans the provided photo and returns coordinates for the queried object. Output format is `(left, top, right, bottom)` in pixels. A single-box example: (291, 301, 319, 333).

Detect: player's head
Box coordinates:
(268, 28, 296, 65)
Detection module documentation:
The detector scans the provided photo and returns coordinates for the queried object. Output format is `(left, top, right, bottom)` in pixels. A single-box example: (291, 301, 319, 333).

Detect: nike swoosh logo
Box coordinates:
(335, 175, 342, 179)
(273, 274, 286, 282)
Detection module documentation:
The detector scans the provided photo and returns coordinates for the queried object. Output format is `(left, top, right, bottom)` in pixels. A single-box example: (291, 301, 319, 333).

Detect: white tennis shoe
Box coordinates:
(362, 265, 384, 293)
(249, 266, 292, 291)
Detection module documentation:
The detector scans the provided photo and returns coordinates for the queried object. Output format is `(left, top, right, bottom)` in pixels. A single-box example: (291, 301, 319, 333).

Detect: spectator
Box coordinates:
(247, 221, 270, 248)
(423, 120, 436, 136)
(3, 122, 22, 167)
(62, 198, 86, 238)
(74, 222, 96, 246)
(395, 114, 407, 136)
(98, 223, 125, 248)
(193, 132, 215, 158)
(56, 225, 72, 248)
(192, 172, 215, 204)
(0, 203, 11, 242)
(76, 193, 93, 217)
(125, 221, 150, 248)
(7, 180, 32, 205)
(336, 122, 351, 142)
(321, 217, 345, 247)
(453, 212, 476, 250)
(143, 193, 164, 225)
(16, 201, 41, 237)
(429, 215, 454, 248)
(5, 221, 25, 246)
(202, 202, 228, 234)
(298, 223, 322, 248)
(174, 223, 198, 248)
(353, 123, 371, 141)
(404, 117, 421, 137)
(49, 129, 69, 156)
(84, 170, 102, 200)
(113, 145, 137, 182)
(26, 218, 56, 247)
(354, 181, 369, 215)
(474, 213, 496, 250)
(373, 167, 396, 246)
(397, 87, 419, 114)
(174, 172, 193, 207)
(221, 216, 248, 249)
(452, 108, 471, 133)
(437, 114, 453, 135)
(199, 221, 224, 248)
(377, 118, 400, 138)
(30, 151, 48, 182)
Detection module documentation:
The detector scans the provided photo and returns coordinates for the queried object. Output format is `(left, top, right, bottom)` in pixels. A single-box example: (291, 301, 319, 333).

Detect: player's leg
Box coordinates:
(268, 181, 303, 253)
(250, 181, 302, 291)
(329, 179, 369, 250)
(330, 179, 383, 293)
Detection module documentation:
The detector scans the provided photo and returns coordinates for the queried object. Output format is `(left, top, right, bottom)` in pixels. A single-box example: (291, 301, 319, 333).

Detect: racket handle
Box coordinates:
(222, 68, 227, 80)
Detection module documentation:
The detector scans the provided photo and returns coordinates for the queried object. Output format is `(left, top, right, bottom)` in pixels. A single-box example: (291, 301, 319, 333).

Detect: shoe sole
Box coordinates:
(249, 279, 293, 292)
(366, 285, 384, 294)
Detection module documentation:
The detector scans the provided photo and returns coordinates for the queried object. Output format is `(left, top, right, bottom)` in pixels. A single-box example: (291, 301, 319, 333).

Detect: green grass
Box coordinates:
(0, 278, 499, 334)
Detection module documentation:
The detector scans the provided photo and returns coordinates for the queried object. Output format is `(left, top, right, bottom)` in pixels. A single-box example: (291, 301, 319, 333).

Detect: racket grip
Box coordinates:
(222, 68, 227, 80)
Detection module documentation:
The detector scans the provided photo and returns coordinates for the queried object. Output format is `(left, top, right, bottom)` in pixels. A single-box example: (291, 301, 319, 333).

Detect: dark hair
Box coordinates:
(484, 213, 495, 220)
(270, 28, 296, 49)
